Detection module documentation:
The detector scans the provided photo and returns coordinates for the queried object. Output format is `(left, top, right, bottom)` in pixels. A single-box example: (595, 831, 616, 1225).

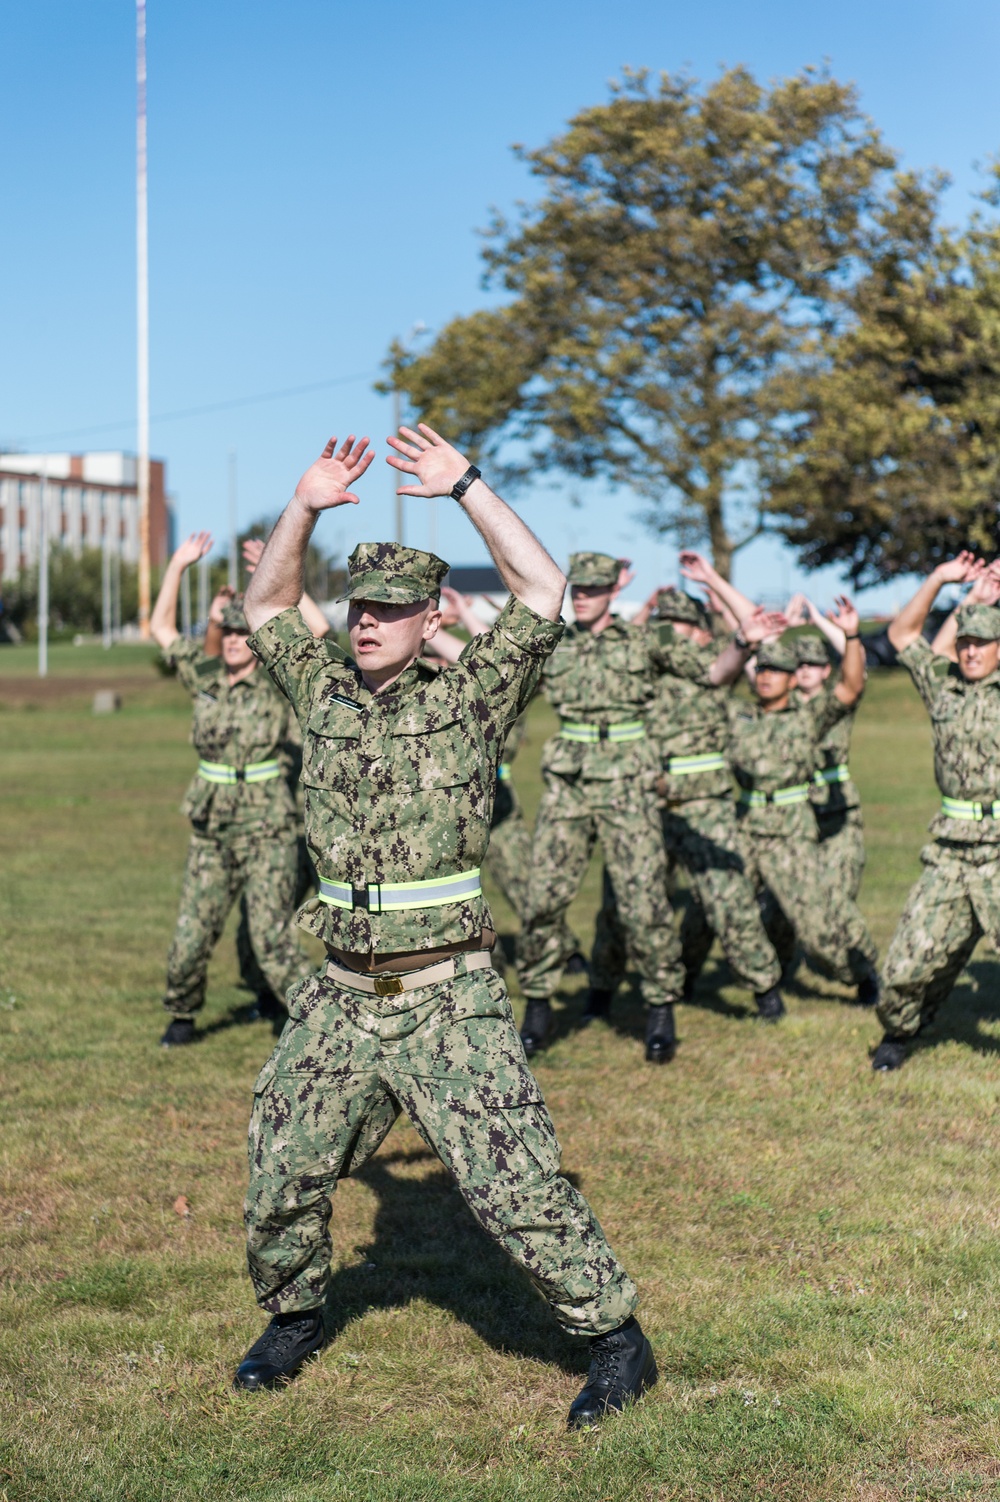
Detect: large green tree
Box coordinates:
(386, 67, 939, 577)
(772, 175, 1000, 583)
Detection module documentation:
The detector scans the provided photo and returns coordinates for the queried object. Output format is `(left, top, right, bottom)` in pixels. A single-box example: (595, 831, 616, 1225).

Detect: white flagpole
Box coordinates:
(136, 0, 151, 637)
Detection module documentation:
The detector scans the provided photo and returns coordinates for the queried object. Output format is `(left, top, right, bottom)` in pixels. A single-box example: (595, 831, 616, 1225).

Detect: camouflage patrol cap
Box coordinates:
(339, 542, 449, 605)
(755, 637, 799, 673)
(220, 601, 249, 632)
(955, 603, 1000, 641)
(567, 552, 622, 588)
(794, 633, 831, 667)
(656, 586, 711, 628)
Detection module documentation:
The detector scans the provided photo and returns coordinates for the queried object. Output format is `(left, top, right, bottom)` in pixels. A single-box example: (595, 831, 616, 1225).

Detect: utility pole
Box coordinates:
(393, 384, 403, 546)
(228, 450, 238, 592)
(102, 526, 112, 649)
(38, 469, 49, 679)
(136, 0, 151, 637)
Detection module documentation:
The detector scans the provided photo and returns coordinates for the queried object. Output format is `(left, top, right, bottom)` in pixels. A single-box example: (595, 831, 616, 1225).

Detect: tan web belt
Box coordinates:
(326, 950, 493, 997)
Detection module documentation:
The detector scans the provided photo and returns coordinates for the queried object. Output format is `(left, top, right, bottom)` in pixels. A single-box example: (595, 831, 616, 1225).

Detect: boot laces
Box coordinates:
(588, 1331, 626, 1385)
(255, 1314, 319, 1359)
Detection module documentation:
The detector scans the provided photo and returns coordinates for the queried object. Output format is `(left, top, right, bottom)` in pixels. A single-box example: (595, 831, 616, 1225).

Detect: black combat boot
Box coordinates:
(520, 999, 552, 1058)
(160, 1016, 195, 1048)
(233, 1309, 327, 1390)
(567, 1316, 658, 1429)
(644, 1004, 676, 1064)
(755, 986, 785, 1022)
(580, 988, 612, 1026)
(872, 1034, 909, 1072)
(855, 971, 880, 1008)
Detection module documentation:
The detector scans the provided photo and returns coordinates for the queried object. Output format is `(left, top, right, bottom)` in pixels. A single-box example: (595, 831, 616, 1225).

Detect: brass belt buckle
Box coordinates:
(373, 974, 405, 997)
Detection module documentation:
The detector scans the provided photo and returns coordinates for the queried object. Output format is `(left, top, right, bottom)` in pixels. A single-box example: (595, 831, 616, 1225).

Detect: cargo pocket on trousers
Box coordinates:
(474, 1079, 562, 1178)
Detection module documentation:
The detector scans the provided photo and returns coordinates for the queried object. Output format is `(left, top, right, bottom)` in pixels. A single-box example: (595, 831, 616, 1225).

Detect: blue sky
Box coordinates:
(3, 0, 998, 610)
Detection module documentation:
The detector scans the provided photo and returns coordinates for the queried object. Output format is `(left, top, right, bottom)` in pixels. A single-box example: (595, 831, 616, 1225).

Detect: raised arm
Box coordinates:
(244, 436, 375, 633)
(387, 423, 565, 621)
(150, 532, 213, 651)
(930, 563, 1000, 662)
(242, 536, 330, 638)
(829, 597, 865, 707)
(679, 551, 757, 625)
(708, 607, 790, 686)
(887, 553, 982, 653)
(631, 588, 662, 628)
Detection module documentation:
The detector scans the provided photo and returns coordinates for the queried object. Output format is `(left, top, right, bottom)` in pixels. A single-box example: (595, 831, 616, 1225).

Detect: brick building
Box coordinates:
(0, 452, 174, 582)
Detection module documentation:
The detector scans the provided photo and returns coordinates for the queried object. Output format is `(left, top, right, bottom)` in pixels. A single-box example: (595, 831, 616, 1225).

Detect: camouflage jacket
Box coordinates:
(900, 636, 1000, 845)
(539, 616, 713, 781)
(730, 691, 851, 839)
(794, 687, 861, 813)
(645, 631, 733, 800)
(165, 638, 297, 833)
(249, 596, 562, 954)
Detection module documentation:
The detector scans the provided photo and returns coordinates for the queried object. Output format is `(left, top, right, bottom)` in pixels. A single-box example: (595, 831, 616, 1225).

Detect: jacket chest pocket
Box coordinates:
(390, 702, 482, 794)
(302, 701, 363, 789)
(930, 693, 963, 730)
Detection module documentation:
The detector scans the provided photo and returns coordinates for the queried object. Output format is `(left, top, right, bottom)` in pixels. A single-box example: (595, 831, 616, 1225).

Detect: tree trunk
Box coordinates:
(704, 484, 733, 581)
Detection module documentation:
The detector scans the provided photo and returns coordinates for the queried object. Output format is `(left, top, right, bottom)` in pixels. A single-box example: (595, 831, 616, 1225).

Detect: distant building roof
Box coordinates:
(444, 564, 504, 593)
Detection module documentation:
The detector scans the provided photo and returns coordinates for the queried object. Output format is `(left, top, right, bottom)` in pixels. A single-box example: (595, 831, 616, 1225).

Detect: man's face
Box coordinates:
(347, 597, 442, 681)
(571, 583, 616, 624)
(221, 628, 255, 672)
(957, 635, 1000, 681)
(795, 661, 832, 697)
(755, 667, 794, 706)
(668, 618, 714, 648)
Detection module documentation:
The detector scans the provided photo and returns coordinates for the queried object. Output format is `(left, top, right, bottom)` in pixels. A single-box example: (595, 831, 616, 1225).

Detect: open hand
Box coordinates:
(828, 595, 860, 637)
(386, 423, 474, 498)
(616, 561, 635, 592)
(936, 551, 984, 586)
(241, 537, 266, 574)
(294, 436, 374, 512)
(173, 532, 213, 571)
(678, 550, 716, 586)
(742, 607, 789, 645)
(784, 592, 810, 623)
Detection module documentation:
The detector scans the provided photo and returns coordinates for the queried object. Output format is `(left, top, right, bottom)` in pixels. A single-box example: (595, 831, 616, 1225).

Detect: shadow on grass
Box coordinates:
(321, 1148, 587, 1375)
(908, 958, 1000, 1060)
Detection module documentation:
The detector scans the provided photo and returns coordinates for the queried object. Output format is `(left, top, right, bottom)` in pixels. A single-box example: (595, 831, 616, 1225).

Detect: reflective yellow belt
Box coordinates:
(664, 753, 728, 775)
(559, 720, 646, 743)
(317, 869, 482, 912)
(738, 783, 811, 808)
(814, 764, 851, 786)
(941, 796, 1000, 821)
(497, 763, 512, 782)
(198, 759, 281, 785)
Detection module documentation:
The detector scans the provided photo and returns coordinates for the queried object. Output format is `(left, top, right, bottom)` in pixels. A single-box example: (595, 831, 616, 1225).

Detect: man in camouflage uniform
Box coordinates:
(234, 426, 657, 1428)
(515, 554, 781, 1063)
(794, 633, 866, 900)
(702, 628, 880, 1008)
(872, 554, 1000, 1071)
(150, 535, 312, 1048)
(591, 583, 785, 1023)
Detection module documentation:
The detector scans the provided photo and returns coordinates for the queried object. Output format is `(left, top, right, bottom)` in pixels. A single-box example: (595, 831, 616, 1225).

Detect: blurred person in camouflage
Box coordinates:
(590, 557, 786, 1031)
(234, 424, 657, 1429)
(871, 553, 1000, 1072)
(514, 551, 784, 1063)
(685, 608, 880, 1013)
(150, 536, 315, 1047)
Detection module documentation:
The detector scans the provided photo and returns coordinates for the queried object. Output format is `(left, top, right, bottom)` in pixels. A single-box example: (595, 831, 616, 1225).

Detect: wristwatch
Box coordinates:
(450, 465, 481, 501)
(733, 629, 750, 650)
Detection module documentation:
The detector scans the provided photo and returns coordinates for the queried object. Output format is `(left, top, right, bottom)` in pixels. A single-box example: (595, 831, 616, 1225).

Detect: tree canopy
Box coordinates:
(386, 66, 941, 578)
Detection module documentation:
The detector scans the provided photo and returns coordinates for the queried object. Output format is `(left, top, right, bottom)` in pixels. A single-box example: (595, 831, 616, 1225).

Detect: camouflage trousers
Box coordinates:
(878, 839, 1000, 1038)
(245, 960, 638, 1335)
(683, 826, 877, 989)
(515, 770, 683, 1006)
(485, 779, 580, 961)
(592, 796, 781, 997)
(164, 820, 312, 1017)
(237, 834, 316, 1003)
(815, 805, 866, 901)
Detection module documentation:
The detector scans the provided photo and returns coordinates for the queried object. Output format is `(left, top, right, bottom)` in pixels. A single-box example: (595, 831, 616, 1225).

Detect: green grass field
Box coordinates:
(2, 647, 1000, 1501)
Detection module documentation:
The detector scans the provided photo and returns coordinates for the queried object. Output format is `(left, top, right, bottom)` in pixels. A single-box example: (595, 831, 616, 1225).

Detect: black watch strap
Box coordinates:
(450, 465, 481, 501)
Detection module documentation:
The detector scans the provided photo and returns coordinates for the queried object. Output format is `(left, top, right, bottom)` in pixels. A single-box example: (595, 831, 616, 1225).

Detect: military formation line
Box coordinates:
(147, 424, 1000, 1425)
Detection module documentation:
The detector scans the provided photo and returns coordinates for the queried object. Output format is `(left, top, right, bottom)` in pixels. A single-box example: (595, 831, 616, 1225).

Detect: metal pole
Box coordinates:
(102, 524, 112, 649)
(228, 449, 238, 591)
(38, 471, 49, 678)
(113, 550, 122, 640)
(136, 0, 151, 637)
(393, 384, 403, 545)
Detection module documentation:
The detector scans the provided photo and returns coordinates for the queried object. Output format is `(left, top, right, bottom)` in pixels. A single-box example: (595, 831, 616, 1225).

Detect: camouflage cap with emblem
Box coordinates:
(339, 542, 450, 605)
(220, 600, 249, 632)
(794, 632, 831, 667)
(755, 637, 799, 673)
(955, 602, 1000, 642)
(567, 552, 623, 588)
(655, 586, 711, 629)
